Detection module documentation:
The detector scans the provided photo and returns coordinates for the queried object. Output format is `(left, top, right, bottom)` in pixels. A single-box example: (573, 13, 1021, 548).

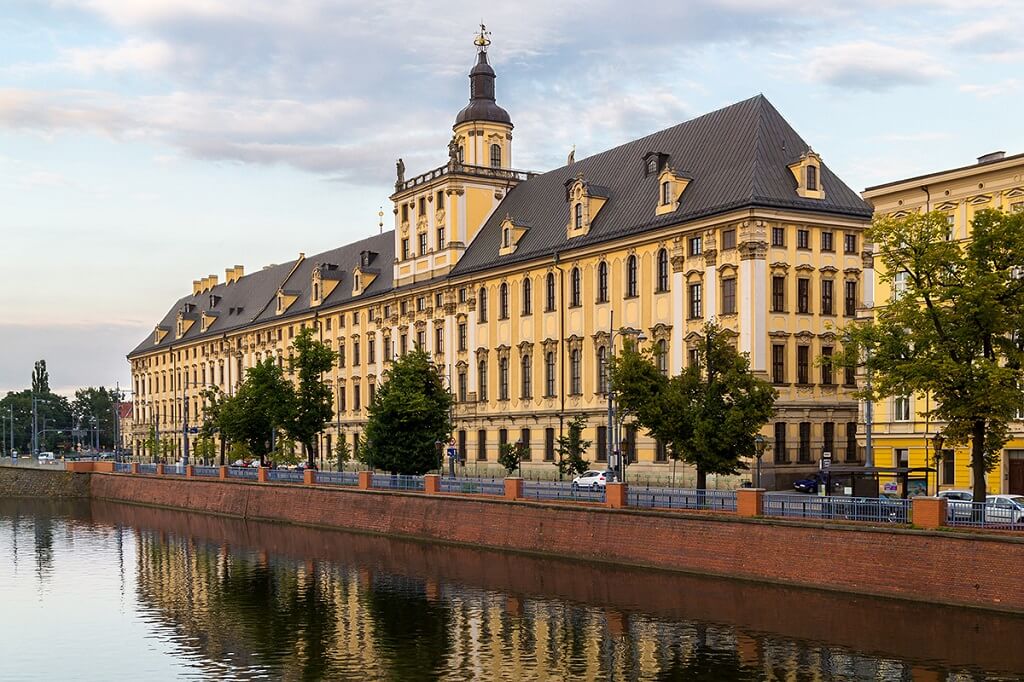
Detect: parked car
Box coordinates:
(793, 472, 826, 494)
(571, 470, 611, 491)
(938, 490, 974, 520)
(38, 452, 56, 464)
(985, 495, 1024, 525)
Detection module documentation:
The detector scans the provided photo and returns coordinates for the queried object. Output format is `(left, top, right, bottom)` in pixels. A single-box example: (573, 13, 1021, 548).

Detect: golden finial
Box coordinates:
(378, 207, 384, 234)
(474, 23, 491, 50)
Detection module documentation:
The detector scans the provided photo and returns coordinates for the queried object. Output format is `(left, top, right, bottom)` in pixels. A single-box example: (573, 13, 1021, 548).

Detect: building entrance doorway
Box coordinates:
(1009, 451, 1024, 495)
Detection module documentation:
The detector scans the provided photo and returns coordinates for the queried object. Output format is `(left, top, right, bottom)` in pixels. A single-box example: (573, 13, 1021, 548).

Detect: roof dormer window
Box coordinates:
(498, 215, 530, 256)
(574, 203, 583, 229)
(789, 149, 825, 200)
(565, 174, 609, 239)
(655, 167, 691, 216)
(661, 181, 671, 206)
(806, 165, 818, 191)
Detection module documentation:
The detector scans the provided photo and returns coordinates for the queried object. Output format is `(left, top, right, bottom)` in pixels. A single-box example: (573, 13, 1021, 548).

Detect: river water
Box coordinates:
(1, 499, 1022, 681)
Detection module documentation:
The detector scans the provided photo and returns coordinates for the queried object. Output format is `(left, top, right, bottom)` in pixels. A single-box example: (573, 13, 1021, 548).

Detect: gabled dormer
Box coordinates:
(642, 151, 668, 176)
(565, 174, 609, 239)
(655, 167, 691, 216)
(788, 149, 825, 200)
(176, 306, 197, 339)
(352, 252, 381, 297)
(498, 215, 530, 256)
(276, 289, 299, 315)
(154, 325, 170, 345)
(201, 310, 219, 333)
(311, 262, 343, 306)
(208, 293, 221, 309)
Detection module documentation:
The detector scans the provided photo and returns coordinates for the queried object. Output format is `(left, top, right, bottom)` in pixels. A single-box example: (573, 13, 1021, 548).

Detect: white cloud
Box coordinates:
(806, 41, 950, 91)
(60, 39, 177, 74)
(959, 79, 1023, 98)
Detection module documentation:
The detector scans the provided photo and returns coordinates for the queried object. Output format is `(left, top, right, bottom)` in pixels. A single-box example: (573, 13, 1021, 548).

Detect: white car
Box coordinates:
(571, 470, 611, 491)
(38, 453, 56, 464)
(985, 495, 1024, 525)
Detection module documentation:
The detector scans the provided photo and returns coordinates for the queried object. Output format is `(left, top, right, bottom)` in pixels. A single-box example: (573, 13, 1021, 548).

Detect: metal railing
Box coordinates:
(764, 494, 910, 524)
(267, 469, 304, 483)
(114, 462, 132, 473)
(193, 465, 220, 478)
(371, 473, 425, 491)
(162, 464, 186, 476)
(139, 463, 157, 474)
(628, 487, 737, 512)
(523, 481, 606, 503)
(227, 466, 258, 480)
(396, 162, 537, 192)
(315, 470, 359, 486)
(946, 500, 1024, 531)
(440, 477, 505, 496)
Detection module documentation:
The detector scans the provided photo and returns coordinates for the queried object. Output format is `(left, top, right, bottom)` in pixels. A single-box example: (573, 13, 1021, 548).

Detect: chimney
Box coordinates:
(225, 265, 244, 285)
(977, 151, 1006, 164)
(193, 279, 203, 296)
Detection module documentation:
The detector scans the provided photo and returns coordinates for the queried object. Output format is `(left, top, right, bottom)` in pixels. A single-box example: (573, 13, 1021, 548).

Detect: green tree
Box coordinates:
(197, 386, 225, 464)
(610, 322, 777, 489)
(498, 441, 525, 475)
(270, 435, 300, 466)
(363, 349, 453, 474)
(334, 437, 351, 471)
(71, 387, 120, 450)
(218, 359, 292, 465)
(280, 326, 336, 468)
(32, 360, 49, 394)
(144, 425, 158, 460)
(1, 389, 72, 453)
(556, 415, 592, 478)
(840, 209, 1024, 503)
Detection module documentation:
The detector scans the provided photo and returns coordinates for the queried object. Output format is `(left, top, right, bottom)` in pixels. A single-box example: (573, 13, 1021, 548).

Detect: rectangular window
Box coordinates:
(435, 327, 444, 354)
(458, 323, 467, 352)
(400, 300, 408, 315)
(688, 236, 702, 256)
(797, 229, 810, 249)
(437, 227, 446, 250)
(436, 292, 443, 308)
(368, 338, 376, 364)
(941, 449, 955, 485)
(822, 422, 835, 459)
(596, 426, 607, 462)
(416, 330, 426, 349)
(458, 287, 467, 303)
(339, 385, 346, 412)
(893, 396, 911, 422)
(844, 362, 856, 387)
(353, 339, 361, 366)
(721, 278, 736, 315)
(797, 345, 810, 385)
(688, 282, 702, 319)
(418, 232, 427, 256)
(844, 233, 857, 254)
(821, 231, 834, 252)
(544, 428, 555, 462)
(798, 422, 811, 463)
(353, 383, 361, 411)
(477, 430, 487, 461)
(821, 347, 834, 385)
(771, 227, 785, 247)
(771, 344, 786, 384)
(418, 196, 426, 215)
(893, 271, 909, 300)
(401, 238, 410, 260)
(400, 334, 408, 355)
(338, 343, 346, 368)
(520, 428, 531, 461)
(895, 448, 909, 467)
(771, 276, 785, 312)
(844, 280, 857, 316)
(457, 371, 467, 402)
(821, 279, 834, 315)
(499, 428, 508, 452)
(416, 296, 425, 312)
(774, 422, 788, 464)
(845, 422, 858, 462)
(436, 190, 445, 208)
(401, 204, 408, 223)
(721, 228, 736, 250)
(797, 278, 810, 314)
(688, 347, 700, 368)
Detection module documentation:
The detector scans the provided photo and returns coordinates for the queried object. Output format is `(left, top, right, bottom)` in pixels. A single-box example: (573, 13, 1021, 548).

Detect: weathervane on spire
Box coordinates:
(474, 23, 491, 51)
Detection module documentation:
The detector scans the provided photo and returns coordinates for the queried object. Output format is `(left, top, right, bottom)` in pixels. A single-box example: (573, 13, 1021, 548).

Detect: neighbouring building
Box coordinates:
(117, 401, 133, 454)
(127, 29, 873, 487)
(861, 151, 1024, 495)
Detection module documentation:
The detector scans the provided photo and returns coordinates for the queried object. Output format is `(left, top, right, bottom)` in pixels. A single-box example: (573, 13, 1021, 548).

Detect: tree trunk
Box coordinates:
(971, 419, 988, 504)
(306, 441, 316, 469)
(696, 466, 707, 491)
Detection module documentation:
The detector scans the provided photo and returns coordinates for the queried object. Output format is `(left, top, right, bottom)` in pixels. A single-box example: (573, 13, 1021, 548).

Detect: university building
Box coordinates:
(128, 31, 873, 486)
(862, 152, 1024, 495)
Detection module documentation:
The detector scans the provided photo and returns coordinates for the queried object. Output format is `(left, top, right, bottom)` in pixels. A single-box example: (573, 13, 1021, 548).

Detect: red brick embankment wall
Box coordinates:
(88, 473, 1024, 612)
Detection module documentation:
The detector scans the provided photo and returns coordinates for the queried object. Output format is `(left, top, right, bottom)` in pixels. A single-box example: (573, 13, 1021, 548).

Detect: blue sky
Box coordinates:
(1, 0, 1021, 395)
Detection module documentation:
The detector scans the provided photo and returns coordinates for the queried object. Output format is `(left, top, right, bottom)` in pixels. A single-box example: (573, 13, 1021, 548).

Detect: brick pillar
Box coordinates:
(185, 465, 195, 478)
(94, 461, 114, 473)
(358, 470, 373, 490)
(504, 477, 523, 501)
(304, 469, 316, 486)
(424, 473, 441, 494)
(736, 488, 765, 517)
(912, 496, 947, 529)
(155, 463, 164, 476)
(257, 466, 268, 483)
(130, 462, 139, 474)
(219, 465, 228, 480)
(605, 482, 628, 509)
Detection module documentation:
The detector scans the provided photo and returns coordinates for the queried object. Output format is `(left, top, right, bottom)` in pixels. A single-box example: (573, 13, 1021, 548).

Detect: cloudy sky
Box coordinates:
(1, 0, 1020, 395)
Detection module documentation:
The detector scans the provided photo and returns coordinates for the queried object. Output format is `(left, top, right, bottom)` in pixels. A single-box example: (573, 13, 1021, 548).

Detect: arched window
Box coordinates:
(656, 248, 669, 292)
(570, 349, 581, 394)
(521, 355, 532, 398)
(570, 267, 581, 307)
(490, 144, 502, 168)
(545, 273, 556, 311)
(574, 203, 583, 229)
(499, 283, 509, 319)
(502, 227, 510, 247)
(478, 287, 488, 323)
(597, 346, 608, 394)
(806, 165, 818, 191)
(499, 357, 509, 400)
(597, 261, 608, 303)
(545, 352, 556, 397)
(656, 339, 668, 376)
(478, 358, 488, 401)
(626, 255, 638, 297)
(522, 278, 532, 315)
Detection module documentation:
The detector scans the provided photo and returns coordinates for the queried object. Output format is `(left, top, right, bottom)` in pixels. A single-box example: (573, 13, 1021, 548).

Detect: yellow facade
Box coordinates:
(861, 151, 1024, 495)
(128, 33, 873, 487)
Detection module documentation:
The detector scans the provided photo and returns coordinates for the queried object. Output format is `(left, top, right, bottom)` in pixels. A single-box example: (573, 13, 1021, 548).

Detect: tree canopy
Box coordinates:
(556, 415, 591, 478)
(218, 358, 292, 464)
(280, 326, 336, 467)
(609, 322, 777, 489)
(840, 209, 1024, 502)
(362, 349, 452, 475)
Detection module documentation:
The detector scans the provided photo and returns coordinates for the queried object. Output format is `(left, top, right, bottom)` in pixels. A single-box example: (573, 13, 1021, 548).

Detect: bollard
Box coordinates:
(358, 470, 373, 490)
(424, 474, 441, 494)
(155, 463, 164, 476)
(504, 477, 523, 501)
(605, 482, 628, 509)
(257, 466, 268, 483)
(185, 465, 195, 478)
(736, 488, 765, 517)
(219, 465, 228, 480)
(912, 496, 947, 529)
(130, 462, 140, 474)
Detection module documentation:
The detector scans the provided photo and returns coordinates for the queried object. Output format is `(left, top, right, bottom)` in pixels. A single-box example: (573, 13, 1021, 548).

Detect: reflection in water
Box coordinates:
(1, 498, 1023, 681)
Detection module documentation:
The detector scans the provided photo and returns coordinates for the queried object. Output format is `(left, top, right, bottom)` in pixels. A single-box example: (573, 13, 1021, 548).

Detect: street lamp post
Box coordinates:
(931, 432, 945, 495)
(754, 434, 770, 488)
